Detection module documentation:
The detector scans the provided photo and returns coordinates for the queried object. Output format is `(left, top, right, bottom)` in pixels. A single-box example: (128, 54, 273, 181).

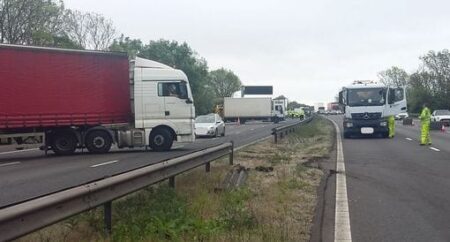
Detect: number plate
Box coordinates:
(361, 127, 374, 134)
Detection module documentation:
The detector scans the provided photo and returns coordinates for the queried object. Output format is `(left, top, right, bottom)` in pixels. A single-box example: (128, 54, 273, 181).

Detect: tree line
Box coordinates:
(378, 50, 450, 113)
(0, 0, 242, 115)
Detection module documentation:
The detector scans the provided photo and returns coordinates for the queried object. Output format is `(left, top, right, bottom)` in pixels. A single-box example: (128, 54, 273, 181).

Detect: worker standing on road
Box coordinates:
(419, 103, 432, 145)
(388, 115, 395, 138)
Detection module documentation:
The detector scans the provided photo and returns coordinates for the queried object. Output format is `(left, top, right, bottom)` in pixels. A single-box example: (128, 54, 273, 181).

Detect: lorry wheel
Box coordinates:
(85, 130, 112, 154)
(51, 131, 77, 155)
(149, 128, 173, 151)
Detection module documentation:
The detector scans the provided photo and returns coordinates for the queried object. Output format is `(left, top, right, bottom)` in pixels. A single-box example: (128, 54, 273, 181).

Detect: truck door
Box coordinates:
(158, 81, 194, 133)
(385, 87, 407, 116)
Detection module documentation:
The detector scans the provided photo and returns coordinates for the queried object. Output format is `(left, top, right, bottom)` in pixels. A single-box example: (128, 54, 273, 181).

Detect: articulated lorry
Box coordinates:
(339, 80, 406, 138)
(223, 97, 281, 123)
(0, 44, 195, 155)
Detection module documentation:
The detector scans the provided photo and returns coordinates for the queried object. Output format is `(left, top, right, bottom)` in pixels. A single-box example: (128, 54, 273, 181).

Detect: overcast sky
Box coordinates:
(65, 0, 450, 105)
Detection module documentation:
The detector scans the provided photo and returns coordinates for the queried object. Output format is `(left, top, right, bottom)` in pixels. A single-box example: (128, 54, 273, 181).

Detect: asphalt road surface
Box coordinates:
(327, 115, 450, 241)
(0, 120, 299, 208)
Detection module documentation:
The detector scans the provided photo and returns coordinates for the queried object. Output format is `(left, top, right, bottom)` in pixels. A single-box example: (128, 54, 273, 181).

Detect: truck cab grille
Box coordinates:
(351, 112, 382, 120)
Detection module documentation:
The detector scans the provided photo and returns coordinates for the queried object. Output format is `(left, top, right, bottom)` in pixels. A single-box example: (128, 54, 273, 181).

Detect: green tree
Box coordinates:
(420, 50, 450, 109)
(0, 0, 66, 45)
(378, 66, 409, 87)
(209, 68, 242, 98)
(139, 39, 214, 115)
(109, 35, 143, 58)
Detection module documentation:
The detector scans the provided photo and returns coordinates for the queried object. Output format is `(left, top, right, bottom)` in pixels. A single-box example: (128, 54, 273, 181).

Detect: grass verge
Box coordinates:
(18, 117, 334, 242)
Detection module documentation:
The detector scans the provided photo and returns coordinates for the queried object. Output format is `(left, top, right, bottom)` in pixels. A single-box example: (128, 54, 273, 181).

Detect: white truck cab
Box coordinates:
(273, 99, 288, 121)
(121, 57, 196, 151)
(339, 80, 407, 138)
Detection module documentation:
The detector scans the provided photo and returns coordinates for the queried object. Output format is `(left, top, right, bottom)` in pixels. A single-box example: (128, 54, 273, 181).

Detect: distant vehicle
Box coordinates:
(223, 97, 281, 123)
(431, 110, 450, 125)
(330, 110, 338, 115)
(395, 112, 409, 120)
(0, 44, 196, 154)
(339, 80, 407, 138)
(195, 114, 225, 137)
(318, 107, 326, 114)
(273, 98, 288, 121)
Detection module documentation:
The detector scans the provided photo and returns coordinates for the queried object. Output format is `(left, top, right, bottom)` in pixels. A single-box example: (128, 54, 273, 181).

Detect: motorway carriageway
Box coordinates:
(326, 115, 450, 241)
(0, 120, 298, 208)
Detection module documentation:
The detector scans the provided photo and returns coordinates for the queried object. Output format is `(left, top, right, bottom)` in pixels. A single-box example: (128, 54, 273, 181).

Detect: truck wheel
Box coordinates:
(85, 130, 112, 154)
(51, 131, 77, 155)
(149, 128, 173, 151)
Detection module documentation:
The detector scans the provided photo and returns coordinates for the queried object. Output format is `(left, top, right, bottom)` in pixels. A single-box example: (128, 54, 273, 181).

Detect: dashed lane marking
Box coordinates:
(0, 148, 39, 155)
(405, 138, 413, 141)
(90, 160, 119, 168)
(429, 147, 440, 152)
(0, 161, 21, 167)
(330, 119, 352, 242)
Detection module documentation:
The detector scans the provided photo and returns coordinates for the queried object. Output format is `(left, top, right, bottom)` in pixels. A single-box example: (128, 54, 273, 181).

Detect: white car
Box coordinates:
(395, 112, 409, 120)
(195, 114, 225, 137)
(431, 110, 450, 125)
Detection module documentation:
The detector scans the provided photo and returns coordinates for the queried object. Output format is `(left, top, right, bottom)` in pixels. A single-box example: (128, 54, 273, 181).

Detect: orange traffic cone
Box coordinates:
(441, 124, 446, 133)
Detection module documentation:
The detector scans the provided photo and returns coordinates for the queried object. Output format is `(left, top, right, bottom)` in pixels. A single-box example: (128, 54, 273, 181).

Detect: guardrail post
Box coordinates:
(104, 201, 112, 236)
(205, 162, 211, 172)
(229, 141, 234, 165)
(169, 176, 175, 188)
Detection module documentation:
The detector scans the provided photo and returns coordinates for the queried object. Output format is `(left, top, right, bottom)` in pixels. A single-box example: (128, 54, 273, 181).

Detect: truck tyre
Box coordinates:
(85, 130, 113, 154)
(51, 131, 77, 155)
(149, 128, 173, 151)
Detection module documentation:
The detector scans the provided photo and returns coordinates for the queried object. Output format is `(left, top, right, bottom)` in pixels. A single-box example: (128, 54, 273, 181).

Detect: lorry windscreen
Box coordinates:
(347, 88, 386, 107)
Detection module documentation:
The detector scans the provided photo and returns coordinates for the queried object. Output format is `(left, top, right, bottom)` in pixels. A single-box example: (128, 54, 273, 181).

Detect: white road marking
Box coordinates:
(331, 120, 352, 242)
(90, 160, 119, 168)
(429, 147, 440, 152)
(250, 128, 255, 131)
(0, 148, 39, 155)
(405, 138, 413, 141)
(0, 161, 21, 167)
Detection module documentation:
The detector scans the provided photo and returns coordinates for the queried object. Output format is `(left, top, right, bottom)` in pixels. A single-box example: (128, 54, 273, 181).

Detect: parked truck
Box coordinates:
(223, 97, 280, 123)
(338, 80, 406, 138)
(0, 44, 196, 155)
(272, 98, 288, 121)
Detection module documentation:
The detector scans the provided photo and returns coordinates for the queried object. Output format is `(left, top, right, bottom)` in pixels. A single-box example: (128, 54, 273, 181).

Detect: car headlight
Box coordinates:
(346, 122, 353, 128)
(380, 121, 387, 127)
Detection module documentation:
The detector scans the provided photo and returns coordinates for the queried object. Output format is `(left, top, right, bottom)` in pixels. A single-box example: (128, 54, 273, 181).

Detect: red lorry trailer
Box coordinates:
(0, 44, 130, 154)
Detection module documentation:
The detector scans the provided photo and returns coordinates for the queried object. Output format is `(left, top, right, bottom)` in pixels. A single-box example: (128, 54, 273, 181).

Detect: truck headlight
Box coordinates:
(346, 122, 353, 128)
(380, 121, 387, 127)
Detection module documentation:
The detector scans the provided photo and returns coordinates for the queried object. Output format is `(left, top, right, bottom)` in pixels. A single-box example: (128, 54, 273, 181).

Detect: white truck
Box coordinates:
(0, 44, 195, 155)
(223, 97, 281, 123)
(338, 80, 406, 138)
(273, 98, 288, 121)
